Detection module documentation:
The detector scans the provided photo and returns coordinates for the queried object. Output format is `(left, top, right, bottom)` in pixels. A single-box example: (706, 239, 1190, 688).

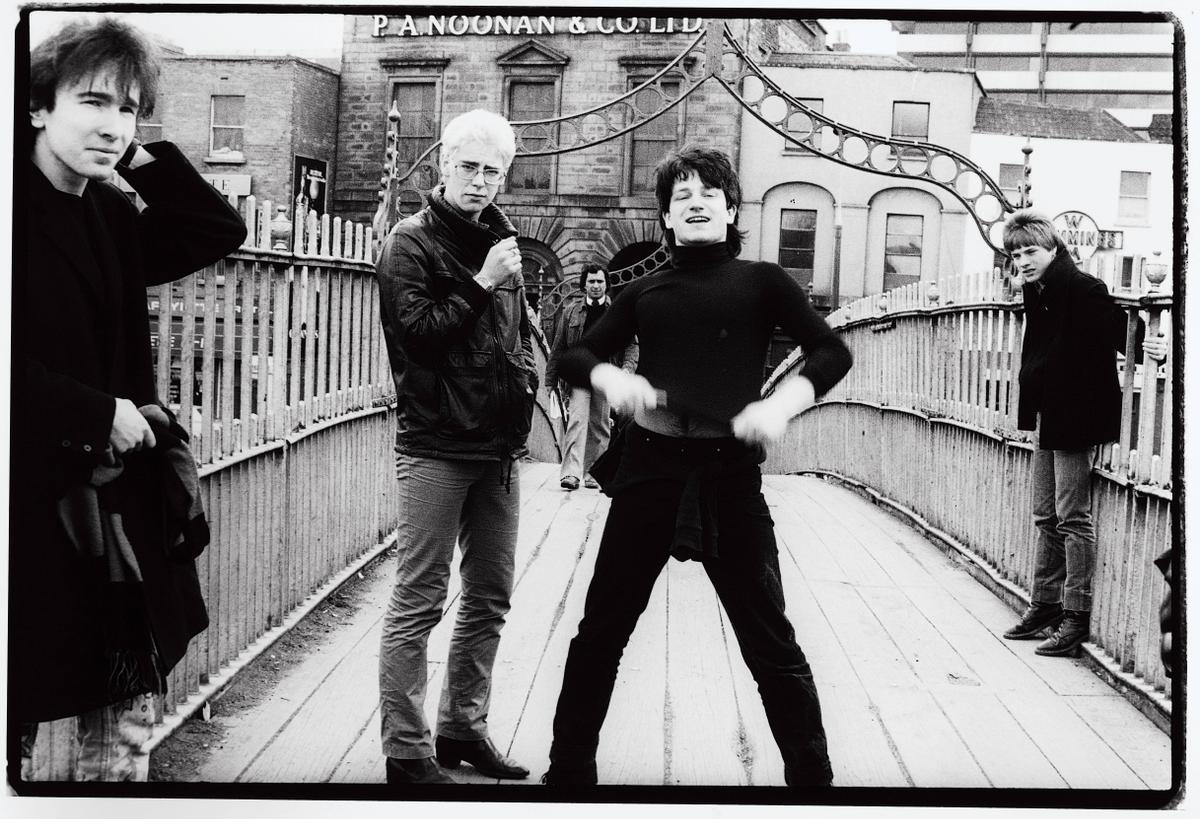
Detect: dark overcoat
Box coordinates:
(11, 142, 246, 722)
(1017, 251, 1144, 451)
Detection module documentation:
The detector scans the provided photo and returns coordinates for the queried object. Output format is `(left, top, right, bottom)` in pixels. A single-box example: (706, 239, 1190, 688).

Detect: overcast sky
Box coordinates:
(28, 10, 897, 57)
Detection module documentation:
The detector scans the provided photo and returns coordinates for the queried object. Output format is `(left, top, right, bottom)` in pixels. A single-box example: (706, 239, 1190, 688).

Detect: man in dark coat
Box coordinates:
(12, 17, 246, 781)
(1000, 210, 1165, 657)
(546, 263, 638, 490)
(374, 109, 536, 785)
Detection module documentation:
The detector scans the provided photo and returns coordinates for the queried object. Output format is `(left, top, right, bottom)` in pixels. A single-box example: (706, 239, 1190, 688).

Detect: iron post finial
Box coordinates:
(704, 19, 724, 77)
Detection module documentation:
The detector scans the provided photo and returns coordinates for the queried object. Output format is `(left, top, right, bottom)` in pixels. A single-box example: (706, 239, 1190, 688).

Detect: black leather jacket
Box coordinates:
(376, 190, 537, 460)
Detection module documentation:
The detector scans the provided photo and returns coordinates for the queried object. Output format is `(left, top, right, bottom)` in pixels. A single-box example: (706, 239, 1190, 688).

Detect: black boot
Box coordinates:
(385, 756, 455, 785)
(1003, 601, 1064, 640)
(542, 743, 598, 785)
(784, 765, 833, 787)
(435, 736, 529, 779)
(1036, 610, 1090, 657)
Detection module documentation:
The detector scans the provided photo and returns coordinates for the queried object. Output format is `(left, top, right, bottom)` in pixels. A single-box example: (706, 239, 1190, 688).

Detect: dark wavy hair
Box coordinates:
(577, 262, 609, 293)
(30, 16, 161, 118)
(653, 145, 745, 255)
(1002, 209, 1068, 256)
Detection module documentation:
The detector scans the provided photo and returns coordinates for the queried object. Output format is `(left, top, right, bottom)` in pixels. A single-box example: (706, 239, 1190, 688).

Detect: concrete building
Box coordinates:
(737, 53, 985, 309)
(967, 98, 1173, 288)
(737, 51, 1172, 317)
(332, 13, 825, 309)
(135, 54, 340, 214)
(891, 18, 1176, 137)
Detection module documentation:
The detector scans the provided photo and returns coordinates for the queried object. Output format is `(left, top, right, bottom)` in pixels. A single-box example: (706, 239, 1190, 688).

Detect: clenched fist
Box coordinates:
(475, 236, 522, 291)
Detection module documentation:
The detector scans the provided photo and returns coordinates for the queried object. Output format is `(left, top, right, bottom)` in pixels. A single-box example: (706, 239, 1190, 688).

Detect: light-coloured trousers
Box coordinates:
(1030, 446, 1097, 613)
(560, 387, 612, 482)
(20, 693, 156, 781)
(379, 452, 520, 759)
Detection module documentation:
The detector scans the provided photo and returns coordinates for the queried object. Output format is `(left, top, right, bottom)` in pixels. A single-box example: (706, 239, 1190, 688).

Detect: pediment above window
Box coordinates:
(496, 40, 570, 69)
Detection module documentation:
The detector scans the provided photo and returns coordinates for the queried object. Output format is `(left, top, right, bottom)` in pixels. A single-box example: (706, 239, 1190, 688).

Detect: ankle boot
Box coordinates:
(436, 736, 529, 779)
(1003, 601, 1064, 640)
(1035, 610, 1090, 657)
(542, 743, 598, 785)
(385, 756, 455, 785)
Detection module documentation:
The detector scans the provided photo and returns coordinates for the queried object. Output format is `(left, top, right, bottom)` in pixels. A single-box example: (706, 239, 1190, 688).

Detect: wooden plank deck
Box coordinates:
(184, 462, 1171, 790)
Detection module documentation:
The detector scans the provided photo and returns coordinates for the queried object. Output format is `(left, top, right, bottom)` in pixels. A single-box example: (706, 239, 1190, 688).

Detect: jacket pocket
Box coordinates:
(402, 365, 442, 427)
(501, 351, 535, 441)
(439, 350, 496, 440)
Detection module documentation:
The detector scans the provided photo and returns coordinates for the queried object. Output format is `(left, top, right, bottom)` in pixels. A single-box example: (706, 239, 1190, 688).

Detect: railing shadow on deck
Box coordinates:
(29, 200, 565, 780)
(763, 263, 1174, 722)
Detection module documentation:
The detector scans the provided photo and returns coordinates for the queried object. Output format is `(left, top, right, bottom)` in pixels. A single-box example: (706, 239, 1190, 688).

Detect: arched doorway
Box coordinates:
(608, 241, 662, 279)
(518, 238, 563, 315)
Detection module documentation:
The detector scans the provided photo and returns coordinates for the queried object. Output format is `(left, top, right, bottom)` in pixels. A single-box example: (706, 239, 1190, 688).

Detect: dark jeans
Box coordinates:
(1030, 445, 1097, 613)
(549, 472, 832, 785)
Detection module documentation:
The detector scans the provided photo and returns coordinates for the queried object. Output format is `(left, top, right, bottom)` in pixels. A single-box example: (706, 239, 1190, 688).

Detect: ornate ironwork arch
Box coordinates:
(373, 20, 1022, 323)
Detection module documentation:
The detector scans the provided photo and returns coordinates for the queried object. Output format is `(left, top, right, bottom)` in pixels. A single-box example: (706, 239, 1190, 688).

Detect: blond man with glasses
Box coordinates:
(375, 109, 537, 785)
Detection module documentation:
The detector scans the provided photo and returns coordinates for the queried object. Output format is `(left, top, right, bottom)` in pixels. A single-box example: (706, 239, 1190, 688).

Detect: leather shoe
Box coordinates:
(385, 756, 455, 785)
(1003, 602, 1064, 640)
(1036, 610, 1090, 657)
(436, 736, 529, 780)
(583, 476, 600, 490)
(560, 476, 580, 491)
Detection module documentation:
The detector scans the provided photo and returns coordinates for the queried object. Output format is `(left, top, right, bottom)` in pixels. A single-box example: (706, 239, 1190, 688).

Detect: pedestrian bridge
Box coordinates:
(169, 463, 1170, 793)
(24, 216, 1176, 800)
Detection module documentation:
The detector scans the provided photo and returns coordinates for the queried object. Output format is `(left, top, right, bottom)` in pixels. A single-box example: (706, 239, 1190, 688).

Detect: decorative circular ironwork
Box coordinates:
(536, 244, 672, 329)
(376, 20, 1017, 254)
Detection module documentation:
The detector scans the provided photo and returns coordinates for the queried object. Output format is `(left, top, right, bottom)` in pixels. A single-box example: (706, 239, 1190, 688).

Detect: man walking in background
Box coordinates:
(546, 263, 638, 491)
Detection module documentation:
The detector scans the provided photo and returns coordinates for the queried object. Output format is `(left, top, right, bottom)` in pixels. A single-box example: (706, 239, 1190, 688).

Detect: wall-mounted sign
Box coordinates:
(1053, 210, 1123, 263)
(294, 157, 328, 217)
(200, 173, 252, 197)
(371, 15, 704, 38)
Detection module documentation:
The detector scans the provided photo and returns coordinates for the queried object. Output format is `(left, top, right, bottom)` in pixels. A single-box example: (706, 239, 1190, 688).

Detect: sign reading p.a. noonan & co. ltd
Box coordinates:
(370, 15, 705, 37)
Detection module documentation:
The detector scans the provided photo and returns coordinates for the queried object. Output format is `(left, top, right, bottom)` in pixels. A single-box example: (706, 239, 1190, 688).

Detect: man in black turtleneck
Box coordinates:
(547, 263, 638, 491)
(542, 147, 851, 787)
(375, 109, 535, 785)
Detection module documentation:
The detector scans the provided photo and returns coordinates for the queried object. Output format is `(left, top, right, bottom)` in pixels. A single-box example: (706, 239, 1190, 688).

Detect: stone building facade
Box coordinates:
(137, 55, 340, 213)
(332, 14, 825, 310)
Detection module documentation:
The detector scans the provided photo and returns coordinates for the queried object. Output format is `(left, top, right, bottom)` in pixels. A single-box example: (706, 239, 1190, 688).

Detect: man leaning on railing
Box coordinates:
(998, 210, 1167, 659)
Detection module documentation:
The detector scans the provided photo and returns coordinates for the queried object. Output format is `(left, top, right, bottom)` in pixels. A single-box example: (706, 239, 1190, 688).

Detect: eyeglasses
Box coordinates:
(449, 161, 506, 185)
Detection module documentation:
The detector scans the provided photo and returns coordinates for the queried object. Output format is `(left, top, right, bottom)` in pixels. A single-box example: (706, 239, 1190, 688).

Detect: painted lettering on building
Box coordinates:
(370, 15, 705, 38)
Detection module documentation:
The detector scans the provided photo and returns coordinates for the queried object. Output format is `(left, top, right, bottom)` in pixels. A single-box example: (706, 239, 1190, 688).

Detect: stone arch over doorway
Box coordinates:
(516, 237, 563, 314)
(608, 240, 661, 276)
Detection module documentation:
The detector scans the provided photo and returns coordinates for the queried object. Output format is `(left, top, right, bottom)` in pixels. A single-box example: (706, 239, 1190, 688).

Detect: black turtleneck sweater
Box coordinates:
(558, 242, 852, 423)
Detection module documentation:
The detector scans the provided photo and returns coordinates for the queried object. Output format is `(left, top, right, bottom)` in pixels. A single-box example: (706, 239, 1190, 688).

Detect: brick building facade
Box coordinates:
(140, 55, 339, 213)
(332, 14, 824, 309)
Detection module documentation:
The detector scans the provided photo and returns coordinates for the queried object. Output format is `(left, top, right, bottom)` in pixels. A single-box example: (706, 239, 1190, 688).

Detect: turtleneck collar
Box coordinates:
(670, 240, 736, 270)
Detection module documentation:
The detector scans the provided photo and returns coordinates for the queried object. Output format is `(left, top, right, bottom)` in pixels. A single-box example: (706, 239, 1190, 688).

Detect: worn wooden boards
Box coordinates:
(182, 464, 1169, 791)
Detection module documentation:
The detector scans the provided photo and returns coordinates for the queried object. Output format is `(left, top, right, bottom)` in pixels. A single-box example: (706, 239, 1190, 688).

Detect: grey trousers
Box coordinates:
(379, 453, 519, 759)
(1030, 446, 1097, 613)
(560, 387, 611, 482)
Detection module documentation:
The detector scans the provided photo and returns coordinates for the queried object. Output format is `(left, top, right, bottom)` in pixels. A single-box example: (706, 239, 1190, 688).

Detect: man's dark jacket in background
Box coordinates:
(1018, 251, 1144, 451)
